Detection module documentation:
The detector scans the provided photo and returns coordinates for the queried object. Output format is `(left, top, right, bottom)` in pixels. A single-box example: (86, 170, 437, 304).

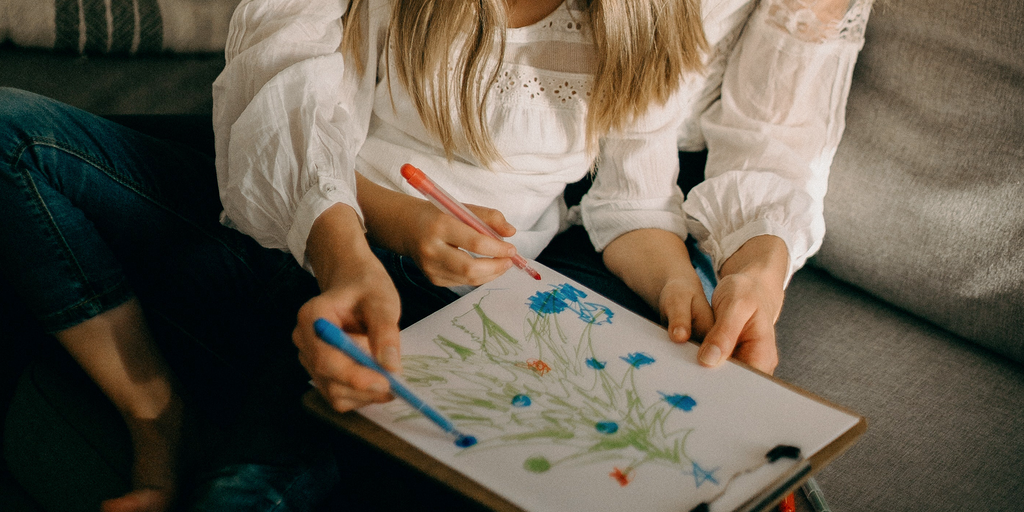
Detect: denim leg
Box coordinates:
(0, 88, 292, 379)
(0, 89, 337, 511)
(0, 90, 144, 332)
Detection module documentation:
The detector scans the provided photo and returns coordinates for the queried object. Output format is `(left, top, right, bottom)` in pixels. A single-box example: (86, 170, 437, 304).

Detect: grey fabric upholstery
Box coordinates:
(0, 43, 224, 115)
(776, 269, 1024, 511)
(2, 0, 1023, 510)
(811, 0, 1024, 362)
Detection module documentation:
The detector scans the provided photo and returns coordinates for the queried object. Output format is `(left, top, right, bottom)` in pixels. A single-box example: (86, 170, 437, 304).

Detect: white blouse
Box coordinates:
(213, 0, 871, 284)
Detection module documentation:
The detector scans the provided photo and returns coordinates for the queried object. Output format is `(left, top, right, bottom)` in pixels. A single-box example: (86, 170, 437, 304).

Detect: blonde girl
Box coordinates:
(215, 0, 870, 417)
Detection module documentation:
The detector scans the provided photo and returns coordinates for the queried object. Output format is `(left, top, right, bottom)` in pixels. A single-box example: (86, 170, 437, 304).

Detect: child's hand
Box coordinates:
(696, 272, 782, 374)
(659, 275, 715, 343)
(401, 199, 519, 287)
(603, 228, 714, 343)
(358, 173, 519, 287)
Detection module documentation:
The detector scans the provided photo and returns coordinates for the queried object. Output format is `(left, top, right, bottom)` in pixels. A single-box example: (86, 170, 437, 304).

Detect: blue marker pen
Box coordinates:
(312, 318, 478, 448)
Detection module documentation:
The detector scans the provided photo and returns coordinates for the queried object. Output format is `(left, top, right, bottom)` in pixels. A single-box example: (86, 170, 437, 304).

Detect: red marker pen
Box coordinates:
(400, 163, 542, 281)
(778, 492, 796, 512)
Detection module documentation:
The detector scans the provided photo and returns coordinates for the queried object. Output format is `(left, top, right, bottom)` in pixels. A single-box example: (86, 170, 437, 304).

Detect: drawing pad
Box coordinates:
(304, 262, 865, 511)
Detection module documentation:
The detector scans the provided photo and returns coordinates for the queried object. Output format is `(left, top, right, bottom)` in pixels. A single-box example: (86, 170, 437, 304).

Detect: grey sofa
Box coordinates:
(2, 0, 1022, 510)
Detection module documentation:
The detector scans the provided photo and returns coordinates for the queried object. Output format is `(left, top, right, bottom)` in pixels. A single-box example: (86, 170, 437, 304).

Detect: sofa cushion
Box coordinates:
(776, 269, 1024, 512)
(0, 46, 225, 115)
(0, 0, 240, 54)
(811, 0, 1024, 362)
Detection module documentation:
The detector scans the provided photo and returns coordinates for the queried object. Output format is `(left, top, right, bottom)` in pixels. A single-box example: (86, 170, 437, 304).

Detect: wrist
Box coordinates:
(604, 229, 699, 310)
(719, 235, 789, 290)
(356, 173, 425, 256)
(306, 203, 378, 290)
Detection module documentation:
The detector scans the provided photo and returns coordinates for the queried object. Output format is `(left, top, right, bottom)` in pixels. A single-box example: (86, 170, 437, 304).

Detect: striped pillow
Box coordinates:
(1, 0, 240, 54)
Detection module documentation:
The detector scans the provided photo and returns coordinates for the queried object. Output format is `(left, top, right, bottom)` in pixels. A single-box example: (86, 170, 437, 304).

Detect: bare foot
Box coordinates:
(101, 395, 184, 512)
(101, 489, 173, 512)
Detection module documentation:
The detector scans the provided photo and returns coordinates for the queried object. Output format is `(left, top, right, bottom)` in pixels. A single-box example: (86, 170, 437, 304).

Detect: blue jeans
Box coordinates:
(0, 88, 334, 511)
(0, 86, 716, 510)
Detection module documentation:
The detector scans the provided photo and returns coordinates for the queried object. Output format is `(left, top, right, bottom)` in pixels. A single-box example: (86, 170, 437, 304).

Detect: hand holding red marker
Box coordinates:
(400, 163, 542, 281)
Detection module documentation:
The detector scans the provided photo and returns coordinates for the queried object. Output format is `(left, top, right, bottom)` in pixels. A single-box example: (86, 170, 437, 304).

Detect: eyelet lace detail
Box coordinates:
(835, 0, 873, 42)
(763, 0, 872, 43)
(534, 18, 584, 33)
(492, 67, 593, 108)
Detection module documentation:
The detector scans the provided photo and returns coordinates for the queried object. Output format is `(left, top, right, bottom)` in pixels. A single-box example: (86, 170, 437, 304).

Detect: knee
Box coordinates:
(0, 87, 72, 137)
(0, 88, 74, 164)
(0, 87, 50, 120)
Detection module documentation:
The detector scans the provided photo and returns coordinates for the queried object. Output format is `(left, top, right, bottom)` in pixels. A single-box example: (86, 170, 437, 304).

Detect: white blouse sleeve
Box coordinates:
(212, 0, 379, 270)
(683, 0, 873, 284)
(578, 93, 690, 252)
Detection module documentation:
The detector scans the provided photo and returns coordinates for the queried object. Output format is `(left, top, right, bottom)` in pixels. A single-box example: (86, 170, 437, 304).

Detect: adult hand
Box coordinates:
(293, 204, 403, 413)
(357, 173, 519, 287)
(696, 235, 788, 375)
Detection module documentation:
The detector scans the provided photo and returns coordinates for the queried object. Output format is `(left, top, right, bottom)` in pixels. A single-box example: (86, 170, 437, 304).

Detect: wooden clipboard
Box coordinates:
(303, 356, 865, 512)
(301, 264, 866, 512)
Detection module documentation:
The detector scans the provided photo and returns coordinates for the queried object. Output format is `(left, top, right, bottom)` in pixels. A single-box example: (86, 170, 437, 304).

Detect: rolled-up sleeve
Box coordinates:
(212, 0, 379, 270)
(683, 0, 872, 285)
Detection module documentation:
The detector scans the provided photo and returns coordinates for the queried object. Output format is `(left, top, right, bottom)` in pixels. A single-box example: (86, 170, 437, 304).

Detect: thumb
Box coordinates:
(697, 299, 750, 368)
(661, 290, 694, 342)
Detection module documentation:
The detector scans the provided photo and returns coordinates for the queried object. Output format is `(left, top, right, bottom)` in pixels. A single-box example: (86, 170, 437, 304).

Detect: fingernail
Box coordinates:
(507, 246, 517, 257)
(672, 327, 688, 340)
(368, 381, 389, 394)
(698, 344, 722, 367)
(379, 346, 401, 373)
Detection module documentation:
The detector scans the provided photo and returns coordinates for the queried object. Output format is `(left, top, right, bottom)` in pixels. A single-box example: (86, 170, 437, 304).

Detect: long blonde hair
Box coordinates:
(343, 0, 707, 166)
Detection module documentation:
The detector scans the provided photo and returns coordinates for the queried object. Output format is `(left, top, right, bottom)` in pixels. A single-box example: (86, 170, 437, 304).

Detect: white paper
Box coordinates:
(358, 263, 859, 511)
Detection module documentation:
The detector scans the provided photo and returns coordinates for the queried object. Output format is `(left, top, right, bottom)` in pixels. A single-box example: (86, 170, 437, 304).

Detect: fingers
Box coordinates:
(733, 327, 779, 375)
(697, 300, 748, 369)
(662, 283, 714, 343)
(697, 283, 779, 374)
(466, 204, 517, 238)
(294, 325, 392, 413)
(413, 205, 521, 287)
(689, 296, 715, 341)
(365, 309, 403, 374)
(293, 285, 402, 413)
(658, 274, 714, 343)
(416, 242, 514, 287)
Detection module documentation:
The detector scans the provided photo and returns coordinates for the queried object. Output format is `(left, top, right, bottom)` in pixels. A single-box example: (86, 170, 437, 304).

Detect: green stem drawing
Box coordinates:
(395, 284, 715, 489)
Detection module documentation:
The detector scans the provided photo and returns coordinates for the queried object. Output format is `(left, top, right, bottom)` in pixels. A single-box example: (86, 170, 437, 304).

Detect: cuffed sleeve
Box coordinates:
(684, 0, 872, 285)
(212, 0, 379, 270)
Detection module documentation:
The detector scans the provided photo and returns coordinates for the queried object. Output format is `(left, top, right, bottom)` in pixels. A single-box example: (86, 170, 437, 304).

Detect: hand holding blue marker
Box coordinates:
(312, 318, 478, 448)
